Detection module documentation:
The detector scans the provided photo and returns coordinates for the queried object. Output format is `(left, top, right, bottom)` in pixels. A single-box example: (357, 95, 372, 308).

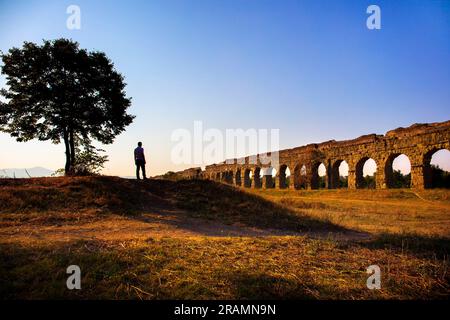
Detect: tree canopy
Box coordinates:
(0, 39, 134, 174)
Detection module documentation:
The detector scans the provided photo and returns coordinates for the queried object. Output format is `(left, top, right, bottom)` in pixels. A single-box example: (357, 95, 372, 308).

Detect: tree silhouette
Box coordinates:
(391, 170, 411, 188)
(362, 175, 376, 189)
(430, 164, 450, 188)
(0, 39, 134, 175)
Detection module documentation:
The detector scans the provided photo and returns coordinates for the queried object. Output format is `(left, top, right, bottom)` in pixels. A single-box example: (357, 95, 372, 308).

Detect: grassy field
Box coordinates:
(0, 176, 449, 299)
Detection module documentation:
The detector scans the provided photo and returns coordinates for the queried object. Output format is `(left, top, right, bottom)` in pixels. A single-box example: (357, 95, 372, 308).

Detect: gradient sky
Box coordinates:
(0, 0, 449, 176)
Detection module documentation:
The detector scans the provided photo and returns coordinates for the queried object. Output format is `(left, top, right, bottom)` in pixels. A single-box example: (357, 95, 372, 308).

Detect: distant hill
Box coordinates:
(0, 167, 54, 178)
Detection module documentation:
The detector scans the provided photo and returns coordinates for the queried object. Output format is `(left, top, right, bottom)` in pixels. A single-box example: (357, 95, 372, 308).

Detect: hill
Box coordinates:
(0, 176, 449, 299)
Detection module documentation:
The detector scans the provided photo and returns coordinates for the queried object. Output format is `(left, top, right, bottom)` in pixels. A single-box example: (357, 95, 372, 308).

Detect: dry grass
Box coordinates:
(1, 237, 448, 300)
(249, 188, 450, 237)
(0, 177, 449, 299)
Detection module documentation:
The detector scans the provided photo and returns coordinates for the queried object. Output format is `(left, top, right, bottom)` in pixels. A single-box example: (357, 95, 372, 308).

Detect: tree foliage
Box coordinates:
(430, 164, 450, 188)
(361, 175, 376, 189)
(391, 170, 411, 188)
(0, 39, 134, 175)
(74, 146, 108, 175)
(52, 145, 108, 176)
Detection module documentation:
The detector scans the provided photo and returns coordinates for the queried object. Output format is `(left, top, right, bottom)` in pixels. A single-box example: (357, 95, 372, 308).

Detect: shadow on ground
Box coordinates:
(141, 179, 365, 236)
(351, 233, 450, 261)
(0, 176, 370, 240)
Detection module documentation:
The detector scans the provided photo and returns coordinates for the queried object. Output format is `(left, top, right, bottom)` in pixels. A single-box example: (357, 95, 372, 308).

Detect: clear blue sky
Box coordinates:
(0, 0, 449, 176)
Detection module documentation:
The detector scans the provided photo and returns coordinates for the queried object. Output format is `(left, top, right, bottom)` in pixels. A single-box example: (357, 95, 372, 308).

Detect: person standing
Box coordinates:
(134, 141, 147, 180)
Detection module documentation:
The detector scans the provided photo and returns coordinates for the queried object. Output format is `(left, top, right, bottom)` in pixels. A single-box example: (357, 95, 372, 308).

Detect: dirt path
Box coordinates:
(0, 207, 370, 245)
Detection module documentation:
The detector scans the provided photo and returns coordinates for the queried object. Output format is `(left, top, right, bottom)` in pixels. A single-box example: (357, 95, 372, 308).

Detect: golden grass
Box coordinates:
(1, 237, 448, 300)
(0, 177, 449, 299)
(248, 188, 450, 237)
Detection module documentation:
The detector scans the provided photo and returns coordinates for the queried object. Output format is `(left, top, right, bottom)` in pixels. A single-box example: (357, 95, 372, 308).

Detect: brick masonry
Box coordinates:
(173, 120, 450, 189)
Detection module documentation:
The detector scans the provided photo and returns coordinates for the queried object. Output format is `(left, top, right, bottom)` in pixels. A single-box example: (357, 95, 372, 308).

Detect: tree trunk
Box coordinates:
(69, 128, 76, 170)
(63, 129, 71, 175)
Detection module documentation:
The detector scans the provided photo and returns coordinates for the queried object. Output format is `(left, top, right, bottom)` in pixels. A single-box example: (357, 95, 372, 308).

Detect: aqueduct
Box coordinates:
(175, 121, 450, 189)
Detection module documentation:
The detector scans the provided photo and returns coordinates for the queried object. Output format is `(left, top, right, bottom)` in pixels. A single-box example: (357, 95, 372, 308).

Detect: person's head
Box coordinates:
(138, 142, 142, 147)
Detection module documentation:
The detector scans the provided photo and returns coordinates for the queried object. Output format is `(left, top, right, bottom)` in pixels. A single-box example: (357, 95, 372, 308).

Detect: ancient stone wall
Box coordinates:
(174, 167, 202, 180)
(181, 121, 450, 189)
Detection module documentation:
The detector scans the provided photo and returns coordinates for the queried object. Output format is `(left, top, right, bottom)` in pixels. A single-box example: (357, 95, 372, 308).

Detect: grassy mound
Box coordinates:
(0, 177, 351, 233)
(0, 176, 166, 214)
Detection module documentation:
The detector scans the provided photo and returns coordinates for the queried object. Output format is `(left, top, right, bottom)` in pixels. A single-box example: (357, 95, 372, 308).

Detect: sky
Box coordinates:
(0, 0, 449, 177)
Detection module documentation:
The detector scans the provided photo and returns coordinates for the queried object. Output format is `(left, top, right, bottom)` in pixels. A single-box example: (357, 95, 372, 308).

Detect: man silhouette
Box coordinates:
(134, 141, 147, 180)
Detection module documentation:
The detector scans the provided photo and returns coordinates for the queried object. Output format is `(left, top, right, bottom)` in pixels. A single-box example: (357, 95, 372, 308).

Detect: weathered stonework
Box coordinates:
(174, 167, 202, 180)
(175, 121, 450, 189)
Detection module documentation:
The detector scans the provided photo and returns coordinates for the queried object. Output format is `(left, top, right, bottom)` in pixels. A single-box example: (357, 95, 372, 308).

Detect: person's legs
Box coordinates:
(136, 161, 141, 180)
(142, 163, 147, 180)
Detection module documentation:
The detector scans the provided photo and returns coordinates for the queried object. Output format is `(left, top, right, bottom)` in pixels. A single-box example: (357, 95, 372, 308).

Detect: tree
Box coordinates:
(52, 146, 108, 176)
(73, 146, 109, 175)
(0, 39, 134, 175)
(430, 164, 450, 188)
(391, 170, 411, 188)
(362, 175, 376, 189)
(339, 175, 348, 188)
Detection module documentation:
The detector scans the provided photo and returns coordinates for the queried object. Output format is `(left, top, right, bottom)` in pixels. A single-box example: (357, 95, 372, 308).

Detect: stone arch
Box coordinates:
(279, 164, 290, 189)
(356, 157, 377, 189)
(221, 171, 231, 183)
(385, 153, 411, 188)
(293, 164, 307, 189)
(244, 168, 253, 188)
(423, 148, 450, 188)
(264, 167, 276, 188)
(227, 170, 234, 184)
(311, 162, 327, 189)
(215, 172, 220, 180)
(331, 160, 349, 189)
(235, 168, 242, 186)
(254, 167, 262, 188)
